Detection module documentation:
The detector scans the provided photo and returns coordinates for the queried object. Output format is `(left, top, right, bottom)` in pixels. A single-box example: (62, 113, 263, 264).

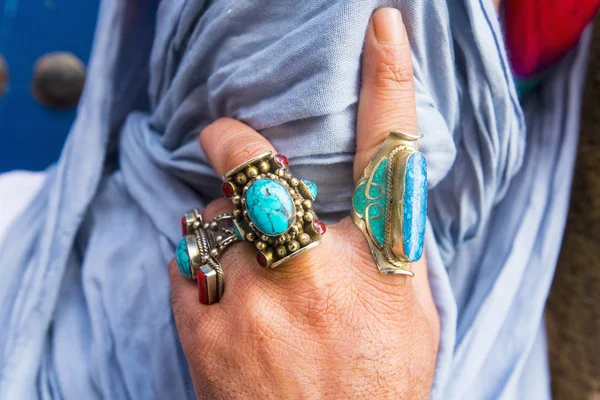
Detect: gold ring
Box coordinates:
(221, 152, 325, 268)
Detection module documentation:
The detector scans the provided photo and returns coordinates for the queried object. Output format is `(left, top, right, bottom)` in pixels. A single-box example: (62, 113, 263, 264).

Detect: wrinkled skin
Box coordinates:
(169, 8, 440, 399)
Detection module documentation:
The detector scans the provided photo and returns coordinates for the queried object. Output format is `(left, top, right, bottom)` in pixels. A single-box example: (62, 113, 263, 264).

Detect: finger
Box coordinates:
(354, 8, 417, 182)
(202, 198, 234, 221)
(168, 258, 210, 338)
(200, 117, 276, 178)
(200, 119, 327, 281)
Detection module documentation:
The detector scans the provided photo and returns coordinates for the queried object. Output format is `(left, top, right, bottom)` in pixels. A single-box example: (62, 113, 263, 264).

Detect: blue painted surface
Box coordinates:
(0, 0, 99, 172)
(245, 179, 295, 236)
(175, 238, 192, 279)
(402, 152, 427, 262)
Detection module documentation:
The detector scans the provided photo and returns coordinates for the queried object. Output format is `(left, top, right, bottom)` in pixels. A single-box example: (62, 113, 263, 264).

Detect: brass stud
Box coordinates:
(233, 208, 242, 217)
(246, 166, 259, 178)
(275, 245, 287, 258)
(277, 235, 287, 244)
(298, 233, 311, 247)
(290, 225, 300, 234)
(296, 209, 305, 219)
(290, 178, 299, 187)
(246, 232, 255, 241)
(303, 200, 312, 209)
(210, 221, 218, 230)
(284, 173, 292, 180)
(235, 173, 247, 185)
(258, 161, 270, 173)
(260, 235, 269, 242)
(276, 168, 286, 177)
(304, 212, 314, 222)
(287, 240, 300, 252)
(255, 241, 267, 251)
(232, 195, 241, 205)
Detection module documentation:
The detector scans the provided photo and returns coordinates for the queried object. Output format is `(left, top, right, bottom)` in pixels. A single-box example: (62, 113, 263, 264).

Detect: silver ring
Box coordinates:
(176, 210, 240, 305)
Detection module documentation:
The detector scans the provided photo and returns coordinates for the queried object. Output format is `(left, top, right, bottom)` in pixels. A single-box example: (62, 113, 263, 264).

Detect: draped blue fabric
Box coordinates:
(0, 0, 590, 398)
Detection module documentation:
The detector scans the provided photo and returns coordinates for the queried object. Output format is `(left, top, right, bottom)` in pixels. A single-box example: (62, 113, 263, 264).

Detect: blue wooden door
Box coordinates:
(0, 0, 99, 172)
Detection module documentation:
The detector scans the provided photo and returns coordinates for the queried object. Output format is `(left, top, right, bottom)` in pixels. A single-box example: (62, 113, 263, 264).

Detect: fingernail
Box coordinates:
(372, 8, 405, 44)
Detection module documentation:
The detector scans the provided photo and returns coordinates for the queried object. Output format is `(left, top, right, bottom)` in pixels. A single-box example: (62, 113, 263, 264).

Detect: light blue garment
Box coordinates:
(0, 0, 591, 398)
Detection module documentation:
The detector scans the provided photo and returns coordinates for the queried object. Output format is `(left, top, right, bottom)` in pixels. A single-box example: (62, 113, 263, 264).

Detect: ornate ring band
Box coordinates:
(352, 130, 427, 276)
(175, 210, 240, 305)
(221, 152, 326, 268)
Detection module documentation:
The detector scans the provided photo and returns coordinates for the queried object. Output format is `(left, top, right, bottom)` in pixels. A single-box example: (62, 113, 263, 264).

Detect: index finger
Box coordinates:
(200, 117, 276, 178)
(354, 8, 418, 182)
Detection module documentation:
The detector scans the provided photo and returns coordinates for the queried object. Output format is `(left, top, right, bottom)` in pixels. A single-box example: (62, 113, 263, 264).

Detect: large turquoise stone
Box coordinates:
(176, 238, 193, 279)
(352, 159, 388, 247)
(245, 179, 295, 236)
(403, 152, 427, 262)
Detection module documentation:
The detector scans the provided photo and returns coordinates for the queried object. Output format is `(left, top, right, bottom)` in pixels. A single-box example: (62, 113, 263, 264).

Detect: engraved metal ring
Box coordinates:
(175, 210, 240, 305)
(351, 130, 427, 276)
(220, 152, 326, 268)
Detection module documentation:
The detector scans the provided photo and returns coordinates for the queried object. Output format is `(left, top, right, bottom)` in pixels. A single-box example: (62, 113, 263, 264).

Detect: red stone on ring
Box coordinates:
(197, 270, 209, 305)
(221, 181, 235, 198)
(313, 219, 326, 235)
(256, 251, 269, 268)
(181, 216, 187, 235)
(274, 154, 288, 167)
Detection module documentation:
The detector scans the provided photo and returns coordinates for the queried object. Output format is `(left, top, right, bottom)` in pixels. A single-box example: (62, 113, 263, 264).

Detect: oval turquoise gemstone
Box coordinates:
(175, 238, 193, 279)
(245, 179, 295, 236)
(302, 180, 318, 199)
(403, 152, 427, 262)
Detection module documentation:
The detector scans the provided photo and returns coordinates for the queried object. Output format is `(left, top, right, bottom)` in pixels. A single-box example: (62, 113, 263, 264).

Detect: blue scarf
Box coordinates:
(0, 0, 590, 398)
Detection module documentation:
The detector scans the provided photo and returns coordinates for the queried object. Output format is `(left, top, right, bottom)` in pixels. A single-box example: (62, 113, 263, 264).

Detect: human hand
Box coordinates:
(169, 8, 439, 399)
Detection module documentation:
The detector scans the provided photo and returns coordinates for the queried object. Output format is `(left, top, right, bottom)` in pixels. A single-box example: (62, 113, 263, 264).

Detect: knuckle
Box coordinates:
(338, 223, 413, 314)
(289, 283, 345, 331)
(225, 139, 267, 168)
(202, 198, 233, 221)
(200, 118, 227, 146)
(373, 44, 414, 90)
(275, 262, 348, 331)
(235, 291, 281, 344)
